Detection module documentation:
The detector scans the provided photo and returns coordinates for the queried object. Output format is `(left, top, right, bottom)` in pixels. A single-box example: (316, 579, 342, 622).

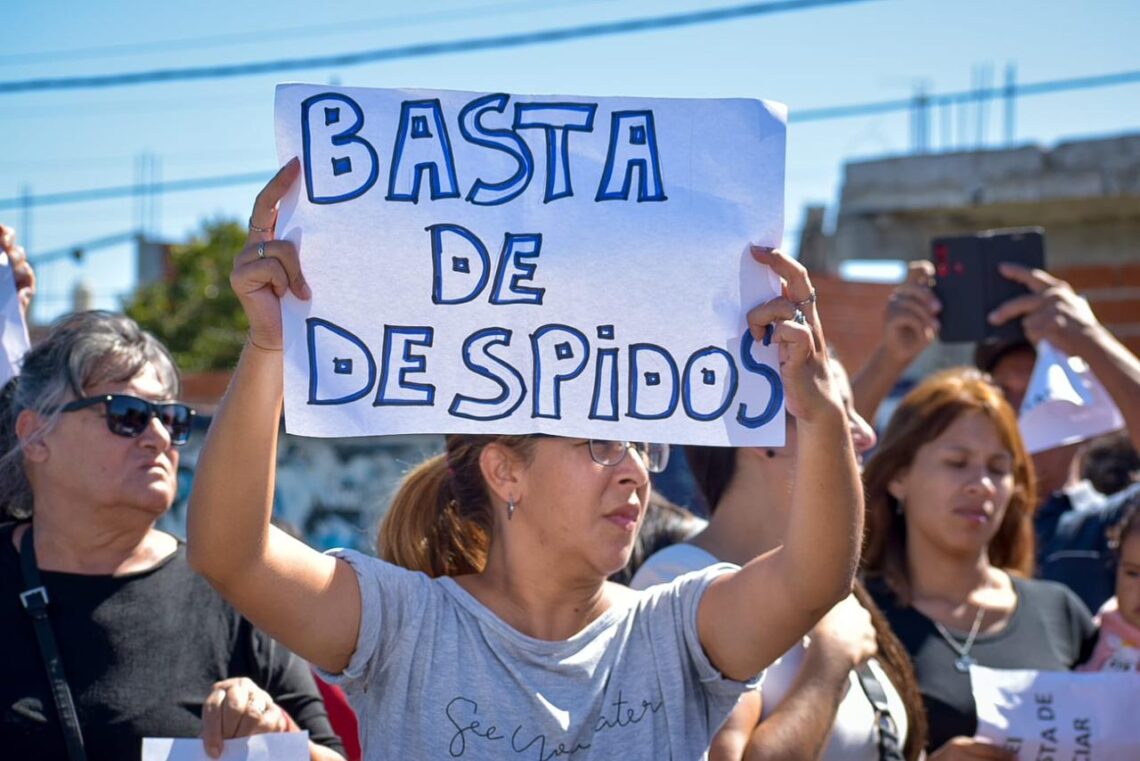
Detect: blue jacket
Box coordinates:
(1035, 480, 1140, 612)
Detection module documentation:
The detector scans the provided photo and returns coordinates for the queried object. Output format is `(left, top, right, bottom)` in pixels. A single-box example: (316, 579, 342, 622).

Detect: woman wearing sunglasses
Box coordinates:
(0, 309, 346, 761)
(186, 160, 864, 760)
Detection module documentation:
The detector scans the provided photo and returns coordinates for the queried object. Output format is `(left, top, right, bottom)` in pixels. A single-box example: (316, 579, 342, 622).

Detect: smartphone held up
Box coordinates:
(930, 227, 1046, 344)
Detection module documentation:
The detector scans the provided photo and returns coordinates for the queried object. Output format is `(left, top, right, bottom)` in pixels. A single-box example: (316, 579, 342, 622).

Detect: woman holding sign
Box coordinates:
(862, 368, 1097, 760)
(187, 159, 863, 760)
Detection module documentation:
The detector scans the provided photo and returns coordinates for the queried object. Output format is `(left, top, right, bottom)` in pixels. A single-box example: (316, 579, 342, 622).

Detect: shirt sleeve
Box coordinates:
(1062, 585, 1099, 666)
(313, 548, 435, 692)
(248, 623, 347, 756)
(642, 563, 765, 694)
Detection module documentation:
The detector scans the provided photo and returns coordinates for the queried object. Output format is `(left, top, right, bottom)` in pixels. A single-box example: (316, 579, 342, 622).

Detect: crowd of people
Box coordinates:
(2, 152, 1139, 761)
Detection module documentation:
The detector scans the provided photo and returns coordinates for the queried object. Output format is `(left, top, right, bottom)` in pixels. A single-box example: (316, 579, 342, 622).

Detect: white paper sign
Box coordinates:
(0, 251, 30, 387)
(1018, 339, 1124, 454)
(273, 84, 787, 444)
(142, 733, 309, 761)
(971, 666, 1140, 760)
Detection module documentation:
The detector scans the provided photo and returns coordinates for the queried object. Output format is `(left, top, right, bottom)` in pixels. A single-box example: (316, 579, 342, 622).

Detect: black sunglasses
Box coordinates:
(60, 394, 196, 446)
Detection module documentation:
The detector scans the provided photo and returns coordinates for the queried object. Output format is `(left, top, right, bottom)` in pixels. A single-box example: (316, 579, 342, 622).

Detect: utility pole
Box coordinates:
(1004, 61, 1017, 146)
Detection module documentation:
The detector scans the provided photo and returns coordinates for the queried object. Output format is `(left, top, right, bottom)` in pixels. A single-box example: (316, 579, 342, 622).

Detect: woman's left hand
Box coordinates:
(746, 245, 838, 422)
(201, 677, 297, 758)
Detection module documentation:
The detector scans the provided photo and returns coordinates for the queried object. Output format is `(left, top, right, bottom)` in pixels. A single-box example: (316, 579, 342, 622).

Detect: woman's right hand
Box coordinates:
(928, 737, 1016, 760)
(232, 157, 309, 351)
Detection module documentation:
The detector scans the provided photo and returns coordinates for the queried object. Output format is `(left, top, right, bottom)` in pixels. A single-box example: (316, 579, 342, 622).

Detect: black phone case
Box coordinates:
(931, 229, 1045, 344)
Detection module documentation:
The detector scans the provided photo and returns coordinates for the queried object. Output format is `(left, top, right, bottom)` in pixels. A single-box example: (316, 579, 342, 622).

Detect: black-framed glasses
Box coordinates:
(60, 394, 196, 446)
(586, 440, 670, 474)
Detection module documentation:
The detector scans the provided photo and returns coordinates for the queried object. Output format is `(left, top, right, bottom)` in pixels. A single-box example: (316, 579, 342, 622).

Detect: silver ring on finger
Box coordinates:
(792, 307, 807, 325)
(794, 290, 817, 308)
(257, 242, 266, 259)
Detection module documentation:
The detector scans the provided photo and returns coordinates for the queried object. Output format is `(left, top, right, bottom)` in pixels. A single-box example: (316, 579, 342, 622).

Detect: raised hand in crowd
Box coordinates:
(851, 259, 940, 424)
(988, 263, 1140, 452)
(1, 223, 35, 316)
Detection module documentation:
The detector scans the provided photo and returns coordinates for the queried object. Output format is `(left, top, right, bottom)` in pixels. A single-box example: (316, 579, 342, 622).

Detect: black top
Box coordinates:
(868, 574, 1096, 752)
(0, 522, 345, 761)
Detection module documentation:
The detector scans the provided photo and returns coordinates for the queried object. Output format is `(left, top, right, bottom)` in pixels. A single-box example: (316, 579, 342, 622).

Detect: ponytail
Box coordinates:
(379, 453, 488, 577)
(378, 435, 534, 578)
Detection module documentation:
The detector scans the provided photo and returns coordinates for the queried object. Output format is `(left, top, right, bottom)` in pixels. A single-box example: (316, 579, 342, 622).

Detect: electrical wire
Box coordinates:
(0, 0, 874, 94)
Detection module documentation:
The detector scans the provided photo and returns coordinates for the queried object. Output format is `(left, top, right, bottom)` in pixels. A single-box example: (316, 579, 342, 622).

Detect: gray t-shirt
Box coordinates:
(317, 549, 758, 760)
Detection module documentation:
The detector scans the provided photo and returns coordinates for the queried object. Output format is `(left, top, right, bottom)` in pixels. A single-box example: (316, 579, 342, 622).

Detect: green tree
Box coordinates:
(125, 219, 248, 372)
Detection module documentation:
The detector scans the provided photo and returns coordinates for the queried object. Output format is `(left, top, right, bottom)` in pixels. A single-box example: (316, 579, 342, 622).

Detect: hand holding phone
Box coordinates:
(930, 228, 1046, 343)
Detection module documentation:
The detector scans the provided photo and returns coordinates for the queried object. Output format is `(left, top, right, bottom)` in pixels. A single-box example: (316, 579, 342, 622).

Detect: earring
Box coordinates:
(894, 497, 905, 517)
(764, 449, 776, 459)
(507, 497, 516, 521)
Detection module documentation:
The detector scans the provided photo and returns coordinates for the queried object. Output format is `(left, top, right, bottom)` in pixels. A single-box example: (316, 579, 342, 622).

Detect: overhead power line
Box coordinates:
(4, 64, 1140, 212)
(0, 0, 873, 94)
(0, 0, 612, 67)
(793, 68, 1140, 122)
(0, 172, 269, 211)
(28, 230, 142, 265)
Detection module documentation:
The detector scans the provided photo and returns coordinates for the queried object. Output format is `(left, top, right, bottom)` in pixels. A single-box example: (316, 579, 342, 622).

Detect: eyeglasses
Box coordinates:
(59, 394, 196, 446)
(586, 440, 670, 474)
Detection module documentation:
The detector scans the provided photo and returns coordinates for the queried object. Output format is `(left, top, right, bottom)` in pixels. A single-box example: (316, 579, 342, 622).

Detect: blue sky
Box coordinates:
(4, 0, 1139, 323)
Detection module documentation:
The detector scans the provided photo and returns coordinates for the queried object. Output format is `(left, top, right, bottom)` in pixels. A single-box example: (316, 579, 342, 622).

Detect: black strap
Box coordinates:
(19, 527, 88, 761)
(855, 662, 905, 761)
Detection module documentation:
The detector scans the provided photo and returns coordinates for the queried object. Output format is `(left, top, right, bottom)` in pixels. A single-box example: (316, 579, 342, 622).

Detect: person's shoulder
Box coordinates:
(1011, 574, 1092, 618)
(629, 543, 721, 590)
(1102, 481, 1140, 515)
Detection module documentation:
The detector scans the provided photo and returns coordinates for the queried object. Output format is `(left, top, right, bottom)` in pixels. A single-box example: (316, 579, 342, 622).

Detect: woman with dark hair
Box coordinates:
(186, 160, 865, 759)
(0, 307, 344, 760)
(633, 359, 927, 761)
(863, 367, 1096, 760)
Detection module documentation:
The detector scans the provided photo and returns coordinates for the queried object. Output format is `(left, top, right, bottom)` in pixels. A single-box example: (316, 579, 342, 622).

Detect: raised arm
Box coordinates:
(851, 259, 939, 425)
(698, 247, 864, 681)
(187, 159, 361, 674)
(989, 263, 1140, 452)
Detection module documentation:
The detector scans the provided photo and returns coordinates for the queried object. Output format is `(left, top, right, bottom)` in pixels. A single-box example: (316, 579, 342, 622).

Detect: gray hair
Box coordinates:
(0, 310, 180, 519)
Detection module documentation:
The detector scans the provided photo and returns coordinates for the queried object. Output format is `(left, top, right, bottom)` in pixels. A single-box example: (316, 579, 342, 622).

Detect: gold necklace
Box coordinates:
(932, 606, 986, 673)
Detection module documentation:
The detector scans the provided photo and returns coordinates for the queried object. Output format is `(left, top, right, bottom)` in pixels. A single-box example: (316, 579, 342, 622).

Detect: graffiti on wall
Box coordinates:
(162, 417, 442, 552)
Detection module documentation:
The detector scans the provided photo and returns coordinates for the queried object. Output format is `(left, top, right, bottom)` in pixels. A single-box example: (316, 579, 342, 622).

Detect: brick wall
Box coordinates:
(810, 272, 895, 375)
(1053, 262, 1140, 357)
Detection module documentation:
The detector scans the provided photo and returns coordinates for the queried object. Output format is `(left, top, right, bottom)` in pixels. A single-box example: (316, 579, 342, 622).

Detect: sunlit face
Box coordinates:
(989, 346, 1037, 414)
(34, 364, 179, 518)
(514, 437, 650, 577)
(890, 411, 1015, 559)
(1117, 531, 1140, 630)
